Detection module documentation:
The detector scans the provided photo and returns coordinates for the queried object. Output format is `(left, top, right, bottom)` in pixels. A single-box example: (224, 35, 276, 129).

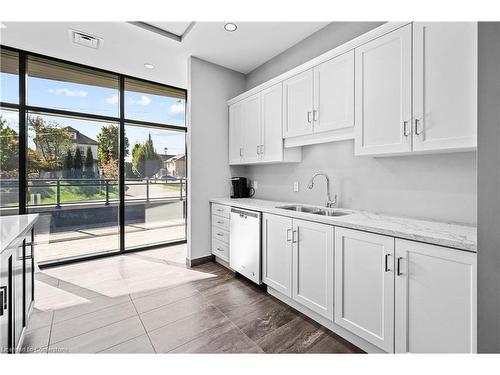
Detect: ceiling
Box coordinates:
(0, 22, 329, 89)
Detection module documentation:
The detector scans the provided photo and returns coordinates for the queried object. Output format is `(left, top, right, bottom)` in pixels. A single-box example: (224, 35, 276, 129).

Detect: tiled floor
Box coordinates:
(24, 245, 363, 354)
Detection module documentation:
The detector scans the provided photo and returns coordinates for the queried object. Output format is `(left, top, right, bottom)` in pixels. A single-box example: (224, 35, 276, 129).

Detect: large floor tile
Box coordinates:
(131, 283, 198, 314)
(199, 278, 266, 313)
(50, 301, 137, 344)
(306, 331, 365, 354)
(140, 293, 209, 332)
(225, 296, 299, 341)
(49, 316, 146, 353)
(170, 321, 263, 353)
(148, 305, 228, 353)
(26, 310, 54, 332)
(21, 325, 51, 353)
(52, 294, 130, 323)
(256, 315, 328, 353)
(100, 334, 155, 354)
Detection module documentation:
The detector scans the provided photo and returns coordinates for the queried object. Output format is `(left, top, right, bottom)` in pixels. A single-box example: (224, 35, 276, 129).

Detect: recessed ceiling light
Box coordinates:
(224, 23, 237, 32)
(144, 63, 154, 69)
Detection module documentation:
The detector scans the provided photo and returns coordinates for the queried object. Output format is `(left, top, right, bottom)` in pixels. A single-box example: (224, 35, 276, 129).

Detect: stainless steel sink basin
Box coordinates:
(276, 205, 352, 217)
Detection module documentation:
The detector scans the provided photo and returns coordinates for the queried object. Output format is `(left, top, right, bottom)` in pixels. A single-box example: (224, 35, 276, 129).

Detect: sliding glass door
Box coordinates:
(0, 47, 187, 265)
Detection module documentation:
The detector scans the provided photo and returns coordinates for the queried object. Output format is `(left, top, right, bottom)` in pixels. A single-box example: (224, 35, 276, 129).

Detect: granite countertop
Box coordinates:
(0, 214, 39, 254)
(210, 198, 477, 252)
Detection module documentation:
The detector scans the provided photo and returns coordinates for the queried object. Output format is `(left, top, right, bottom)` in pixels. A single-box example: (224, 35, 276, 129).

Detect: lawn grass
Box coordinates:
(28, 185, 119, 205)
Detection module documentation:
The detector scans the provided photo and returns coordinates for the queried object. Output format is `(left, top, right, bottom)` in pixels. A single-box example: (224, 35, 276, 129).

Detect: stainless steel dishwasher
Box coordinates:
(229, 207, 261, 284)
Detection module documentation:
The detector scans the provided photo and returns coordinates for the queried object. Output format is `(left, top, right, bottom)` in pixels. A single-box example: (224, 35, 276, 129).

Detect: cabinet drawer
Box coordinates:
(212, 238, 229, 261)
(212, 214, 230, 231)
(212, 203, 230, 218)
(212, 227, 229, 244)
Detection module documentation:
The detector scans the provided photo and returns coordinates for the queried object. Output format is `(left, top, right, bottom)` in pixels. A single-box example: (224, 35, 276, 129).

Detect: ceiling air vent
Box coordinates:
(69, 29, 103, 49)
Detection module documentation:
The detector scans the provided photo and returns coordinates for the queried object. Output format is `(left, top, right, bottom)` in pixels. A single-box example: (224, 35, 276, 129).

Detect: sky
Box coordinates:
(0, 71, 186, 161)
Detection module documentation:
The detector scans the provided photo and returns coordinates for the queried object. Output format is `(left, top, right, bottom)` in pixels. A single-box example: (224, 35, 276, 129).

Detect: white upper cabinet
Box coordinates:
(355, 22, 477, 156)
(228, 85, 301, 165)
(355, 24, 412, 156)
(334, 227, 395, 353)
(260, 84, 285, 162)
(228, 100, 244, 164)
(242, 93, 261, 164)
(395, 239, 477, 353)
(313, 50, 355, 134)
(283, 69, 314, 138)
(412, 22, 477, 152)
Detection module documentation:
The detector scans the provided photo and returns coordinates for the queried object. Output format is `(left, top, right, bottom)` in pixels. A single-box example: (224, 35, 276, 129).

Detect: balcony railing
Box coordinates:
(0, 177, 187, 209)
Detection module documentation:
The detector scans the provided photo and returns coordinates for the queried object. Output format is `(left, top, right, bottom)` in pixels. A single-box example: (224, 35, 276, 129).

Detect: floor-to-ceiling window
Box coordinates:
(0, 47, 187, 265)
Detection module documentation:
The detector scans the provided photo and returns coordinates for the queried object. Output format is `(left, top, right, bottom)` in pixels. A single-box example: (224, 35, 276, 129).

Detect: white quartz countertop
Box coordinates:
(0, 214, 39, 254)
(210, 198, 477, 252)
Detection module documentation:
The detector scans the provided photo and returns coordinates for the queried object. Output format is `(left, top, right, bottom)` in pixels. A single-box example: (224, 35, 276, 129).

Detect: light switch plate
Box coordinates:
(293, 181, 299, 192)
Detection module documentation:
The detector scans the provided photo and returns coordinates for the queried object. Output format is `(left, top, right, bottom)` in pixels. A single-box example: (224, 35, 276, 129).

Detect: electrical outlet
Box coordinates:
(293, 181, 299, 192)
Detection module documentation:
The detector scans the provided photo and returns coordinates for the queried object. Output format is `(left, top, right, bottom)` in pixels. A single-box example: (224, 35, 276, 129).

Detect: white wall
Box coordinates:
(187, 57, 245, 261)
(243, 141, 477, 224)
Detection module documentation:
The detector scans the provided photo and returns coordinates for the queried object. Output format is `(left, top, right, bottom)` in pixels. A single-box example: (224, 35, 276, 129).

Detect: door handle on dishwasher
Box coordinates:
(292, 229, 298, 243)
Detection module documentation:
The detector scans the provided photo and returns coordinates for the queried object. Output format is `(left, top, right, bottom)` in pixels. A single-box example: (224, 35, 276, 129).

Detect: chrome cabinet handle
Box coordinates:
(415, 119, 422, 135)
(217, 232, 224, 237)
(403, 121, 410, 136)
(217, 220, 224, 224)
(260, 145, 264, 155)
(256, 145, 260, 155)
(313, 109, 318, 122)
(397, 257, 404, 276)
(216, 208, 223, 212)
(307, 111, 312, 123)
(286, 228, 292, 242)
(385, 253, 392, 272)
(0, 286, 7, 316)
(292, 229, 298, 243)
(216, 247, 223, 252)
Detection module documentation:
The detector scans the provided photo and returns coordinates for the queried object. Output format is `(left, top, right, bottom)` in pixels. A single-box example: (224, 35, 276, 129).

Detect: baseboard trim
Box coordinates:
(186, 254, 214, 268)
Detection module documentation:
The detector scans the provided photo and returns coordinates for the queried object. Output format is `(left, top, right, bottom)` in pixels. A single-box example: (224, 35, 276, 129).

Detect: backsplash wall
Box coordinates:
(243, 140, 477, 225)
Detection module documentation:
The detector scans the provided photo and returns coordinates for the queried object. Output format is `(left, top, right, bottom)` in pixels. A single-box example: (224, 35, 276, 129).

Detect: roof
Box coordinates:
(167, 154, 186, 162)
(64, 126, 99, 146)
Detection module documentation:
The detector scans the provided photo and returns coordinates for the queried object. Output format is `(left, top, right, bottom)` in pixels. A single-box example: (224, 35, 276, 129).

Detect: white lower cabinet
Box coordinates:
(334, 227, 477, 353)
(262, 214, 293, 297)
(262, 214, 334, 320)
(334, 227, 395, 352)
(395, 239, 477, 353)
(292, 219, 334, 320)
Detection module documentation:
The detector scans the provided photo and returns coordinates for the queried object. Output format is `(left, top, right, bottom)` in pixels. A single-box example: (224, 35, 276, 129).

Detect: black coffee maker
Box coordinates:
(231, 177, 255, 198)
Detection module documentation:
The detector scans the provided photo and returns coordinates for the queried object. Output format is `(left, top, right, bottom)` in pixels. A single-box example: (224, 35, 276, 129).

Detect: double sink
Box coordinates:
(277, 205, 352, 217)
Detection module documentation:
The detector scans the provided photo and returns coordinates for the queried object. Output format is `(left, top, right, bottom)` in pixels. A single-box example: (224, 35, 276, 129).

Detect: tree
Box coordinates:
(97, 124, 129, 167)
(101, 153, 118, 180)
(84, 147, 95, 179)
(73, 148, 83, 179)
(0, 115, 19, 177)
(28, 115, 72, 177)
(63, 149, 73, 179)
(132, 134, 162, 178)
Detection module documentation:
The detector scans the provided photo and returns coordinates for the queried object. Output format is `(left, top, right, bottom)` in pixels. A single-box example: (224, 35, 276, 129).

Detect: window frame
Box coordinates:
(0, 45, 188, 266)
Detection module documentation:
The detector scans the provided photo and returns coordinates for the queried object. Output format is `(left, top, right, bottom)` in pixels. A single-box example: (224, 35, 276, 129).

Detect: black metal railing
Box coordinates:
(0, 177, 186, 208)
